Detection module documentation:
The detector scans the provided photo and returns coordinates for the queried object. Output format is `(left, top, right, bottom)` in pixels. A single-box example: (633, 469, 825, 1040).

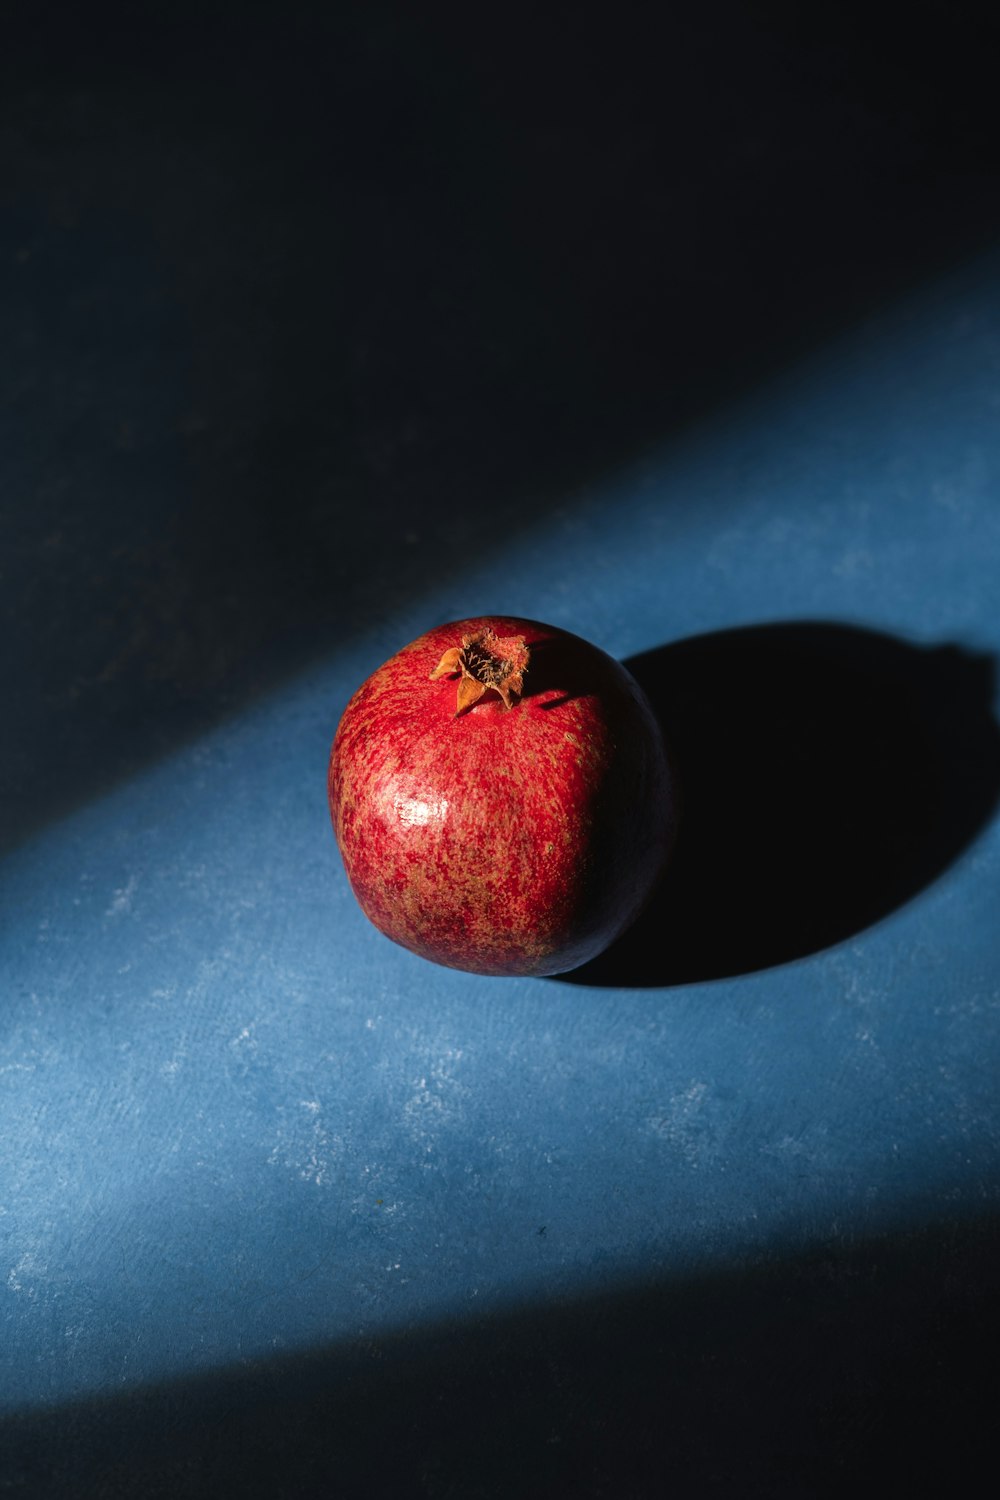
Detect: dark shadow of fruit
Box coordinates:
(558, 621, 1000, 987)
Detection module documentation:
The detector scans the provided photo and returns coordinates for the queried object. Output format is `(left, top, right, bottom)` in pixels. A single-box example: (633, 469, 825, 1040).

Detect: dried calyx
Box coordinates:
(430, 629, 531, 715)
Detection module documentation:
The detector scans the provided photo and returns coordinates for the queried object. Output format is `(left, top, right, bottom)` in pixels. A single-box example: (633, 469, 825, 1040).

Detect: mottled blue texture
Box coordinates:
(3, 251, 1000, 1418)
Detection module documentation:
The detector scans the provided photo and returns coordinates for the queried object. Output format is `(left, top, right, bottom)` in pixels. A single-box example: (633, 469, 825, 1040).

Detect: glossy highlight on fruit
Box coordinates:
(328, 617, 676, 976)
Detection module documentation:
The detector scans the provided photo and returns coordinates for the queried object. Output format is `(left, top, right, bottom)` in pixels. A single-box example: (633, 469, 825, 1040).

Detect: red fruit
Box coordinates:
(328, 617, 676, 976)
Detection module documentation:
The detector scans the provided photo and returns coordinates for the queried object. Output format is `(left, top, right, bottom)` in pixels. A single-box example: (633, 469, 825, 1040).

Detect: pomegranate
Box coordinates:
(328, 616, 676, 976)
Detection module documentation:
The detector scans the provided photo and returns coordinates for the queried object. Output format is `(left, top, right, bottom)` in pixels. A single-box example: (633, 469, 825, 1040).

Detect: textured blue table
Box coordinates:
(3, 6, 1000, 1495)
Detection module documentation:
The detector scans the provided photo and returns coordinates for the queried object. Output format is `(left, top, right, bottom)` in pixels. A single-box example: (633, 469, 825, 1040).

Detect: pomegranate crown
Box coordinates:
(430, 628, 530, 716)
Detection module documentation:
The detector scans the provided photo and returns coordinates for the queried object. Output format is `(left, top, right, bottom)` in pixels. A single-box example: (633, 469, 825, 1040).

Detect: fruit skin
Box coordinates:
(328, 616, 676, 977)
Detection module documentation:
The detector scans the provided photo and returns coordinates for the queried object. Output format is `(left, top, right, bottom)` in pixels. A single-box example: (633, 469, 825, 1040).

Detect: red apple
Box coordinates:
(328, 616, 676, 976)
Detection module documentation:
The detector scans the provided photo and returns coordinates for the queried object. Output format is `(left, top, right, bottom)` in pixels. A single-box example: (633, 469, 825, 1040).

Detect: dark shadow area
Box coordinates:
(3, 2, 1000, 851)
(4, 1215, 999, 1498)
(520, 633, 595, 710)
(563, 623, 1000, 987)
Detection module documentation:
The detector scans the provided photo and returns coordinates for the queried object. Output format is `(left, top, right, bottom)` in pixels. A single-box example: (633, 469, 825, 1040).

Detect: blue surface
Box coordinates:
(5, 252, 1000, 1395)
(3, 6, 1000, 1494)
